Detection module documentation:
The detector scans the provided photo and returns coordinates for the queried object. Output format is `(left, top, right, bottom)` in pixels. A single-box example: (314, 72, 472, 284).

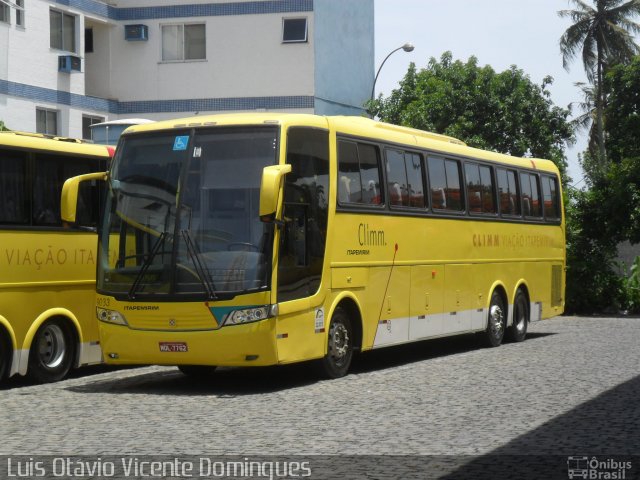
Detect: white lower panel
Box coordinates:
(530, 302, 543, 322)
(373, 302, 526, 349)
(471, 308, 487, 331)
(10, 342, 102, 378)
(373, 317, 410, 347)
(78, 341, 103, 366)
(445, 310, 472, 334)
(15, 349, 29, 376)
(409, 313, 443, 341)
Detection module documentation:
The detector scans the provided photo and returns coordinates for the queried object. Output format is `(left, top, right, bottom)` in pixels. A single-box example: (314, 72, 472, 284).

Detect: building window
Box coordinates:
(161, 24, 206, 61)
(36, 108, 58, 136)
(0, 3, 9, 24)
(282, 18, 307, 43)
(82, 115, 104, 140)
(50, 9, 76, 52)
(16, 0, 24, 27)
(85, 27, 93, 53)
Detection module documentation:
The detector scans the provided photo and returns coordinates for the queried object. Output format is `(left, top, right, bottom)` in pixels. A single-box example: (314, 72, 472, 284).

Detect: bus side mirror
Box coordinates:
(259, 164, 292, 222)
(61, 171, 108, 223)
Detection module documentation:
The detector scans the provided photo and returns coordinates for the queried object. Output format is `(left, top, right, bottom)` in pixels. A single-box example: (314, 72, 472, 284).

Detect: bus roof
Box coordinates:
(90, 118, 155, 127)
(0, 131, 114, 157)
(120, 113, 560, 175)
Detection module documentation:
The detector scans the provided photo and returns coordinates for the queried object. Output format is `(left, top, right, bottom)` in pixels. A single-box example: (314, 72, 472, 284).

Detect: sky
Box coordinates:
(373, 0, 589, 185)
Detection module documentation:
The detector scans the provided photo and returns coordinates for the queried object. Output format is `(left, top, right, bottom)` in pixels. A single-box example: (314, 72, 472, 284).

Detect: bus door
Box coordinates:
(275, 127, 330, 364)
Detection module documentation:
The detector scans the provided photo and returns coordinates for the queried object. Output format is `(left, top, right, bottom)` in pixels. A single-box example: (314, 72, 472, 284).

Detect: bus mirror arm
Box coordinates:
(61, 171, 108, 223)
(259, 164, 292, 222)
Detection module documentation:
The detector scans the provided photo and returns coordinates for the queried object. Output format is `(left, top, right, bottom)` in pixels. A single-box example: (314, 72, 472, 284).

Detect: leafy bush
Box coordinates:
(620, 257, 640, 314)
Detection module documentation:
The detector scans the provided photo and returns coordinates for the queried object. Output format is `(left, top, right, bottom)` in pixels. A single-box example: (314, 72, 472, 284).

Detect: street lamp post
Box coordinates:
(370, 42, 415, 109)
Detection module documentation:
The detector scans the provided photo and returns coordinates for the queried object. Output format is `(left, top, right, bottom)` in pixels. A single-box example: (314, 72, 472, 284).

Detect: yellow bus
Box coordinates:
(62, 114, 565, 378)
(0, 132, 113, 383)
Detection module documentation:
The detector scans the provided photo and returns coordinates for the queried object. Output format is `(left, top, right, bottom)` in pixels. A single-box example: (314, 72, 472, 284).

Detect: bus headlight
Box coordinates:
(97, 307, 129, 326)
(224, 305, 276, 326)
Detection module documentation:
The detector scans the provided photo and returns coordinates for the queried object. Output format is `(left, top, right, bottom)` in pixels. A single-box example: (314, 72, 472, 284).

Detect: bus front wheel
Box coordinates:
(508, 289, 529, 342)
(484, 291, 506, 348)
(27, 319, 75, 383)
(317, 307, 354, 379)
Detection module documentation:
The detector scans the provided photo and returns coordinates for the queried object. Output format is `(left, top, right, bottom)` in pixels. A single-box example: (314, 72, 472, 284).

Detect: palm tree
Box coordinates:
(570, 82, 598, 153)
(559, 0, 640, 161)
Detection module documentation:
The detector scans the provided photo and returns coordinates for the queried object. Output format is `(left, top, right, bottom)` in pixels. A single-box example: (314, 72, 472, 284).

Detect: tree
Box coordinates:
(605, 56, 640, 164)
(369, 52, 574, 177)
(0, 120, 9, 131)
(559, 0, 640, 161)
(570, 82, 598, 152)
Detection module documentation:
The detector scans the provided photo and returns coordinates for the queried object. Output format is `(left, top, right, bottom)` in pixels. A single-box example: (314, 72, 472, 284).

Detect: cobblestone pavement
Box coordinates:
(1, 316, 639, 458)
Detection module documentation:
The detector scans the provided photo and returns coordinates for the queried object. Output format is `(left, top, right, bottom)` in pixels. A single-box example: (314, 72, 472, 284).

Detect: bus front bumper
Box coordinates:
(98, 319, 278, 367)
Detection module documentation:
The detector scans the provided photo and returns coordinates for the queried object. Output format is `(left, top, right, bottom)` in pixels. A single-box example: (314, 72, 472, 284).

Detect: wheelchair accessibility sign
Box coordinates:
(173, 136, 189, 151)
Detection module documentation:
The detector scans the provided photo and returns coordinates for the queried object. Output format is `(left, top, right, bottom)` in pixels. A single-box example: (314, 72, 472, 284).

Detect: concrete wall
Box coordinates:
(313, 0, 374, 116)
(106, 12, 315, 102)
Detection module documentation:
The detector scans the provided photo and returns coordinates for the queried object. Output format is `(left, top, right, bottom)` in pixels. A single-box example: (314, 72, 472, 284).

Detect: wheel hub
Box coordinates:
(329, 323, 349, 360)
(489, 305, 504, 336)
(37, 324, 66, 369)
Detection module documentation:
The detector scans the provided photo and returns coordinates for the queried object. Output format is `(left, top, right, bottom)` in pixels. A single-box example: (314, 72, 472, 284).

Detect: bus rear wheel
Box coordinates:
(28, 319, 75, 383)
(316, 307, 354, 379)
(483, 291, 506, 348)
(508, 289, 529, 342)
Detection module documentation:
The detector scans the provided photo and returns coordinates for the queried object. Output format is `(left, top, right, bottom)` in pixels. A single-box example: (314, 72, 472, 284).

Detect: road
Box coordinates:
(1, 316, 639, 479)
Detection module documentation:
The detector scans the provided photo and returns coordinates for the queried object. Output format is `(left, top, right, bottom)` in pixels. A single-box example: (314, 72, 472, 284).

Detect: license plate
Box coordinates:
(159, 342, 188, 353)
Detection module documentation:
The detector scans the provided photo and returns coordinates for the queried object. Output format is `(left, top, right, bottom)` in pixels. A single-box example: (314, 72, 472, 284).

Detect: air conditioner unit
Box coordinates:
(58, 55, 82, 73)
(124, 24, 148, 41)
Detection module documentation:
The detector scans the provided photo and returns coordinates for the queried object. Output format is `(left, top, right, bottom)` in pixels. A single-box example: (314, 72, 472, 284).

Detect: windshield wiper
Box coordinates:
(128, 232, 167, 300)
(181, 230, 218, 300)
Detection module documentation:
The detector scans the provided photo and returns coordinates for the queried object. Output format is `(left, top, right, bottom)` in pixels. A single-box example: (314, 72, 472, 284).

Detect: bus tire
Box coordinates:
(0, 328, 11, 381)
(27, 319, 75, 383)
(508, 289, 529, 342)
(316, 307, 354, 379)
(484, 290, 506, 348)
(178, 365, 217, 378)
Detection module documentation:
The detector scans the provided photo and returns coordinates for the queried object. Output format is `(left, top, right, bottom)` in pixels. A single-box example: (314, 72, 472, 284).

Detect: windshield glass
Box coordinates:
(97, 126, 278, 299)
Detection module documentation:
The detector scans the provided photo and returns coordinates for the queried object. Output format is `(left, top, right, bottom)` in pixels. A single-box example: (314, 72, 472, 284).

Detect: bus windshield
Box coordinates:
(98, 126, 278, 299)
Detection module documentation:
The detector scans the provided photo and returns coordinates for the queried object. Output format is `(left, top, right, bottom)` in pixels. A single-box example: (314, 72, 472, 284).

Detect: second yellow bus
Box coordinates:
(0, 132, 112, 383)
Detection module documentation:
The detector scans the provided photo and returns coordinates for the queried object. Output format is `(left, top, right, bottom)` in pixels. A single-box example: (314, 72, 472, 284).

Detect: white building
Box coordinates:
(0, 0, 374, 139)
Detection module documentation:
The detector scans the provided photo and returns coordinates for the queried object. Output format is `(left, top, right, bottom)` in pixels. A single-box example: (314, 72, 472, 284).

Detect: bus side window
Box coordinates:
(0, 150, 28, 225)
(428, 157, 464, 212)
(542, 175, 560, 221)
(520, 172, 542, 218)
(32, 157, 62, 226)
(465, 163, 482, 213)
(385, 149, 425, 209)
(497, 168, 521, 216)
(385, 149, 406, 206)
(338, 140, 382, 206)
